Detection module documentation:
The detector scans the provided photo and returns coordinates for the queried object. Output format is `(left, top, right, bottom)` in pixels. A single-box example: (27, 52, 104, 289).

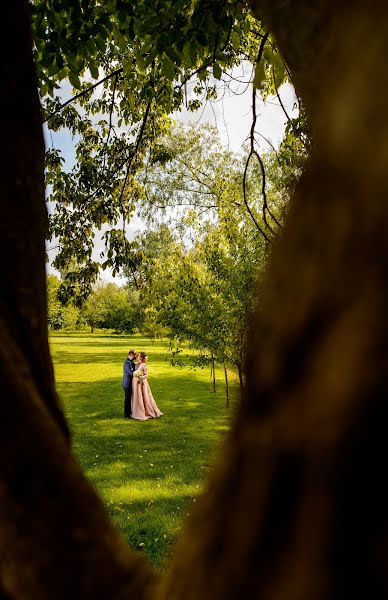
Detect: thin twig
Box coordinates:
(275, 79, 292, 124)
(241, 33, 282, 235)
(242, 150, 270, 242)
(102, 73, 119, 170)
(118, 101, 152, 233)
(273, 68, 307, 149)
(43, 67, 123, 123)
(253, 147, 281, 229)
(241, 76, 273, 239)
(255, 131, 278, 156)
(145, 181, 216, 196)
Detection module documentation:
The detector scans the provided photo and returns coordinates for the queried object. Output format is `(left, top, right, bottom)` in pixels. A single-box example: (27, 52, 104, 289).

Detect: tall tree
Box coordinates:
(82, 282, 138, 332)
(138, 122, 291, 234)
(34, 0, 293, 295)
(0, 3, 154, 597)
(137, 218, 264, 390)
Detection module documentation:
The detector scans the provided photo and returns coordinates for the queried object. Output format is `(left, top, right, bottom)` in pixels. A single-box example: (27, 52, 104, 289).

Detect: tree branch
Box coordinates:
(102, 72, 119, 170)
(242, 149, 271, 241)
(117, 100, 153, 255)
(43, 67, 123, 124)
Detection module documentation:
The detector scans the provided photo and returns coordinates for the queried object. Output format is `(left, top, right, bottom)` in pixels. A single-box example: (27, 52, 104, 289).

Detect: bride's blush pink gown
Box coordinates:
(131, 363, 163, 421)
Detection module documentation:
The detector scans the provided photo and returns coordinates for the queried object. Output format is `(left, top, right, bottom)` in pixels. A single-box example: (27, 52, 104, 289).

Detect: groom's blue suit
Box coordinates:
(122, 356, 135, 418)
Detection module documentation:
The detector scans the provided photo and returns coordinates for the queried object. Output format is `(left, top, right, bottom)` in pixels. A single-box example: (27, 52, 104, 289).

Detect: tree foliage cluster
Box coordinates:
(118, 125, 287, 387)
(133, 218, 264, 392)
(47, 274, 138, 333)
(48, 123, 303, 389)
(32, 0, 307, 301)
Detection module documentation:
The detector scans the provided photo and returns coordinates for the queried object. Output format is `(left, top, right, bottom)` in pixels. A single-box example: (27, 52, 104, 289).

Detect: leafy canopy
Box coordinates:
(32, 0, 296, 299)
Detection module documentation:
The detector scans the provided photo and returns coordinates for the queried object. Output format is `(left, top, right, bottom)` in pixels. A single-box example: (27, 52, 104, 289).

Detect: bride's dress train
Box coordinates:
(131, 363, 163, 421)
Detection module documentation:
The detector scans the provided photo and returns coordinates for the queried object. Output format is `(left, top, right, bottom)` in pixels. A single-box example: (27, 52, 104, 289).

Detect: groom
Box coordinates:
(122, 349, 136, 418)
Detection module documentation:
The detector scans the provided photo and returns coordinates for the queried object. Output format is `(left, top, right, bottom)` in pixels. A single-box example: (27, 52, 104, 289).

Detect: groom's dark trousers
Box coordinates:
(124, 385, 132, 418)
(122, 357, 135, 418)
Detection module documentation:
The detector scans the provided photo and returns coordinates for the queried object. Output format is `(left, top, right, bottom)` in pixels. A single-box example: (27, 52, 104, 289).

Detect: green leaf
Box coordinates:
(253, 62, 265, 90)
(95, 36, 106, 52)
(127, 93, 134, 109)
(263, 47, 273, 65)
(89, 63, 99, 79)
(273, 63, 286, 89)
(117, 10, 127, 25)
(47, 62, 61, 76)
(134, 48, 146, 73)
(162, 55, 176, 81)
(68, 71, 82, 90)
(198, 68, 208, 82)
(263, 47, 286, 89)
(230, 31, 240, 51)
(182, 41, 193, 64)
(213, 63, 222, 80)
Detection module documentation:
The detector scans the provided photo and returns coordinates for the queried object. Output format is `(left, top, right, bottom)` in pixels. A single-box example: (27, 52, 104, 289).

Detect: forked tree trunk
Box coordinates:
(3, 0, 388, 599)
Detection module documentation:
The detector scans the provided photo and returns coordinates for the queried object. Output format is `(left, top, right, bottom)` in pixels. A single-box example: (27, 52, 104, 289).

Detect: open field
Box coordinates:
(50, 333, 239, 569)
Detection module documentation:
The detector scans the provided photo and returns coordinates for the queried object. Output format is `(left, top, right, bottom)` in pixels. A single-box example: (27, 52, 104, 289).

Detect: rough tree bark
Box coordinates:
(159, 1, 388, 598)
(2, 0, 388, 599)
(0, 3, 155, 598)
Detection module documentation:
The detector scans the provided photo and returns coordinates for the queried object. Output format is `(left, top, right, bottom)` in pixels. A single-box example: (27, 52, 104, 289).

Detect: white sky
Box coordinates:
(46, 76, 298, 283)
(175, 79, 297, 153)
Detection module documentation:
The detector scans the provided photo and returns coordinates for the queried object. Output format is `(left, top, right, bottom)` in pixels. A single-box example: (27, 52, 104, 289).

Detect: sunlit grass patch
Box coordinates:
(50, 333, 239, 568)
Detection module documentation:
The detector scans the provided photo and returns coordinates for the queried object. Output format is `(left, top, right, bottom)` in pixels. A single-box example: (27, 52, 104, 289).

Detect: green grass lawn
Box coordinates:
(50, 333, 239, 570)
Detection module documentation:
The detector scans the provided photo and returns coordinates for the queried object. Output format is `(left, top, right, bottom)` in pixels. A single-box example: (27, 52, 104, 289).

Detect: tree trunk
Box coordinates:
(211, 354, 216, 392)
(0, 3, 155, 598)
(4, 1, 388, 599)
(236, 361, 244, 392)
(160, 1, 388, 598)
(223, 359, 230, 409)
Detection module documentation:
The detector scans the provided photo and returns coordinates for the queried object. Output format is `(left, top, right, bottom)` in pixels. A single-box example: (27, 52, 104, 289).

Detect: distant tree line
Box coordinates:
(47, 274, 139, 333)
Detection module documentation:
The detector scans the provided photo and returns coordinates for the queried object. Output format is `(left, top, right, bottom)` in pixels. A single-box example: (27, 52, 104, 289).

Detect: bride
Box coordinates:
(131, 352, 163, 421)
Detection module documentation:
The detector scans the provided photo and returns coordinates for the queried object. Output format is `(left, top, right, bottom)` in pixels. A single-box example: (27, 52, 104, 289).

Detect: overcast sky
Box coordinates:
(175, 76, 297, 153)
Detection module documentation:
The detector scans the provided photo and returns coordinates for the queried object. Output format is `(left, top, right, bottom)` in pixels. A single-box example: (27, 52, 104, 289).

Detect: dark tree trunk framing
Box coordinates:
(0, 2, 155, 598)
(3, 0, 388, 598)
(160, 2, 388, 598)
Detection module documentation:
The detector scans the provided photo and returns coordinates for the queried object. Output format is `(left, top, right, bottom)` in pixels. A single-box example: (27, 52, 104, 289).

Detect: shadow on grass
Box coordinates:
(51, 340, 133, 347)
(59, 375, 232, 494)
(53, 336, 239, 568)
(58, 372, 238, 418)
(50, 345, 185, 367)
(50, 336, 207, 365)
(50, 335, 174, 348)
(53, 352, 126, 365)
(106, 494, 199, 569)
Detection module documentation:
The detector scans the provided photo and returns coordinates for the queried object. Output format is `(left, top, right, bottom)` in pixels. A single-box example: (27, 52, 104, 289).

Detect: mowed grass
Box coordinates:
(50, 333, 239, 569)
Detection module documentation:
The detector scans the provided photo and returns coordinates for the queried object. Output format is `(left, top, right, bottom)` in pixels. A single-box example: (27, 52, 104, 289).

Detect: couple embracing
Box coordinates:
(122, 350, 163, 421)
